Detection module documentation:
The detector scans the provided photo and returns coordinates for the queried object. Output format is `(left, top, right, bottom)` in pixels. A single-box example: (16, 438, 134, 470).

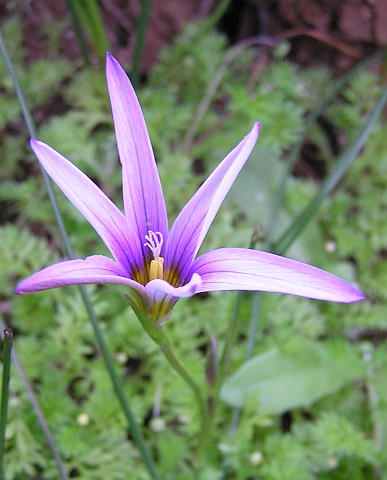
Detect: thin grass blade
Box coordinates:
(131, 0, 152, 88)
(0, 328, 13, 479)
(0, 29, 160, 480)
(274, 85, 387, 255)
(69, 0, 110, 62)
(0, 318, 69, 480)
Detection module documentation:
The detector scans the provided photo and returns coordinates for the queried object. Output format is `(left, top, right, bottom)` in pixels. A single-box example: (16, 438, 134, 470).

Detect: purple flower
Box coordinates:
(16, 53, 364, 323)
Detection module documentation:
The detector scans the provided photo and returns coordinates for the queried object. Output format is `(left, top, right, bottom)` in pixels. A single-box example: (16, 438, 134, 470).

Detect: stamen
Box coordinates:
(149, 258, 164, 280)
(144, 231, 164, 281)
(144, 230, 163, 260)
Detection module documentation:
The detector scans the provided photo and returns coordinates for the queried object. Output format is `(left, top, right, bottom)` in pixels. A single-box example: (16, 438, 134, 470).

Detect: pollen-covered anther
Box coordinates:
(149, 257, 164, 280)
(144, 230, 164, 280)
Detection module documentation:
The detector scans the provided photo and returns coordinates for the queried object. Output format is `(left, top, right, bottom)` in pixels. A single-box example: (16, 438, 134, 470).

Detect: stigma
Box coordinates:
(144, 231, 164, 280)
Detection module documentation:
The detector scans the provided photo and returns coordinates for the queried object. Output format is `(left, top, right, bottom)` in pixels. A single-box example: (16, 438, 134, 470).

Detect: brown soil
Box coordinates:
(1, 0, 386, 74)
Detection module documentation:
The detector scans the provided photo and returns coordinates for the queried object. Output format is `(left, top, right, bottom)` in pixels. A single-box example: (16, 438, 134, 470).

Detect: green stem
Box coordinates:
(127, 296, 209, 466)
(0, 328, 13, 479)
(131, 0, 152, 89)
(160, 341, 210, 468)
(0, 29, 159, 480)
(160, 340, 207, 421)
(0, 318, 69, 480)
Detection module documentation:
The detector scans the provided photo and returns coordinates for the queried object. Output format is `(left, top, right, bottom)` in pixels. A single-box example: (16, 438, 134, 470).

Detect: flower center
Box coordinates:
(144, 230, 164, 281)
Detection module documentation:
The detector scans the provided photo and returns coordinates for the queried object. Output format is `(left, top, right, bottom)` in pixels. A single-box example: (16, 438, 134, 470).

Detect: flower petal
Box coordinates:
(191, 248, 365, 303)
(15, 255, 148, 300)
(30, 139, 138, 274)
(165, 123, 259, 280)
(106, 53, 168, 257)
(146, 273, 202, 299)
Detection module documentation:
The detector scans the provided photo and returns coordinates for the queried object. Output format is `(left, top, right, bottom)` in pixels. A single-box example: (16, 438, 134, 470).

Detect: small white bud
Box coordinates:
(77, 413, 90, 426)
(150, 418, 166, 432)
(326, 456, 338, 469)
(116, 352, 128, 364)
(325, 240, 337, 253)
(250, 451, 264, 466)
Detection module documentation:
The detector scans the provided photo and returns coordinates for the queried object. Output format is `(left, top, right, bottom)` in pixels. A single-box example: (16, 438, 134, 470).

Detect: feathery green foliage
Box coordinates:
(1, 11, 386, 479)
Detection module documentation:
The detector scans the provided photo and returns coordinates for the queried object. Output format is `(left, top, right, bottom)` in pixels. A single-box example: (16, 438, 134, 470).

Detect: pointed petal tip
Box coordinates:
(106, 51, 116, 68)
(30, 137, 39, 148)
(243, 122, 260, 148)
(340, 286, 365, 304)
(320, 275, 365, 304)
(30, 138, 47, 155)
(249, 121, 260, 138)
(105, 51, 124, 78)
(192, 248, 366, 304)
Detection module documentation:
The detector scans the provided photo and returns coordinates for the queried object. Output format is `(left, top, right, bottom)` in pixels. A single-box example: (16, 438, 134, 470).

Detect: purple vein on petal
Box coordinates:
(15, 255, 149, 300)
(106, 53, 168, 260)
(165, 123, 260, 280)
(30, 139, 137, 274)
(191, 248, 365, 303)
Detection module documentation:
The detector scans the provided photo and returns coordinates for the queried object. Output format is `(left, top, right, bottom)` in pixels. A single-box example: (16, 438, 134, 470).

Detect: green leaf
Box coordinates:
(227, 147, 288, 232)
(220, 338, 365, 413)
(70, 0, 110, 60)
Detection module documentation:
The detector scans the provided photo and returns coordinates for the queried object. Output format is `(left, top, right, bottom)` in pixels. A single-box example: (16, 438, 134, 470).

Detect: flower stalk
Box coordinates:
(127, 295, 209, 466)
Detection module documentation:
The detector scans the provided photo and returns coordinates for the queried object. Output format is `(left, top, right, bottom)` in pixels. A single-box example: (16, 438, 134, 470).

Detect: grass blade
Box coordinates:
(0, 328, 13, 479)
(274, 85, 387, 255)
(131, 0, 152, 88)
(69, 0, 110, 62)
(67, 0, 91, 67)
(0, 28, 160, 480)
(0, 318, 69, 480)
(221, 53, 387, 470)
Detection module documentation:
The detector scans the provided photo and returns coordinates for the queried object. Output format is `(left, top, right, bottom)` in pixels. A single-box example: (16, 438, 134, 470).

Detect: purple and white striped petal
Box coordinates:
(191, 248, 365, 303)
(165, 123, 259, 281)
(30, 140, 137, 274)
(15, 255, 149, 300)
(106, 53, 168, 260)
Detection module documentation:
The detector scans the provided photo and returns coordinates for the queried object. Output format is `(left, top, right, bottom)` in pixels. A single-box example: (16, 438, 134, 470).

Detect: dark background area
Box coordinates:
(1, 0, 386, 74)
